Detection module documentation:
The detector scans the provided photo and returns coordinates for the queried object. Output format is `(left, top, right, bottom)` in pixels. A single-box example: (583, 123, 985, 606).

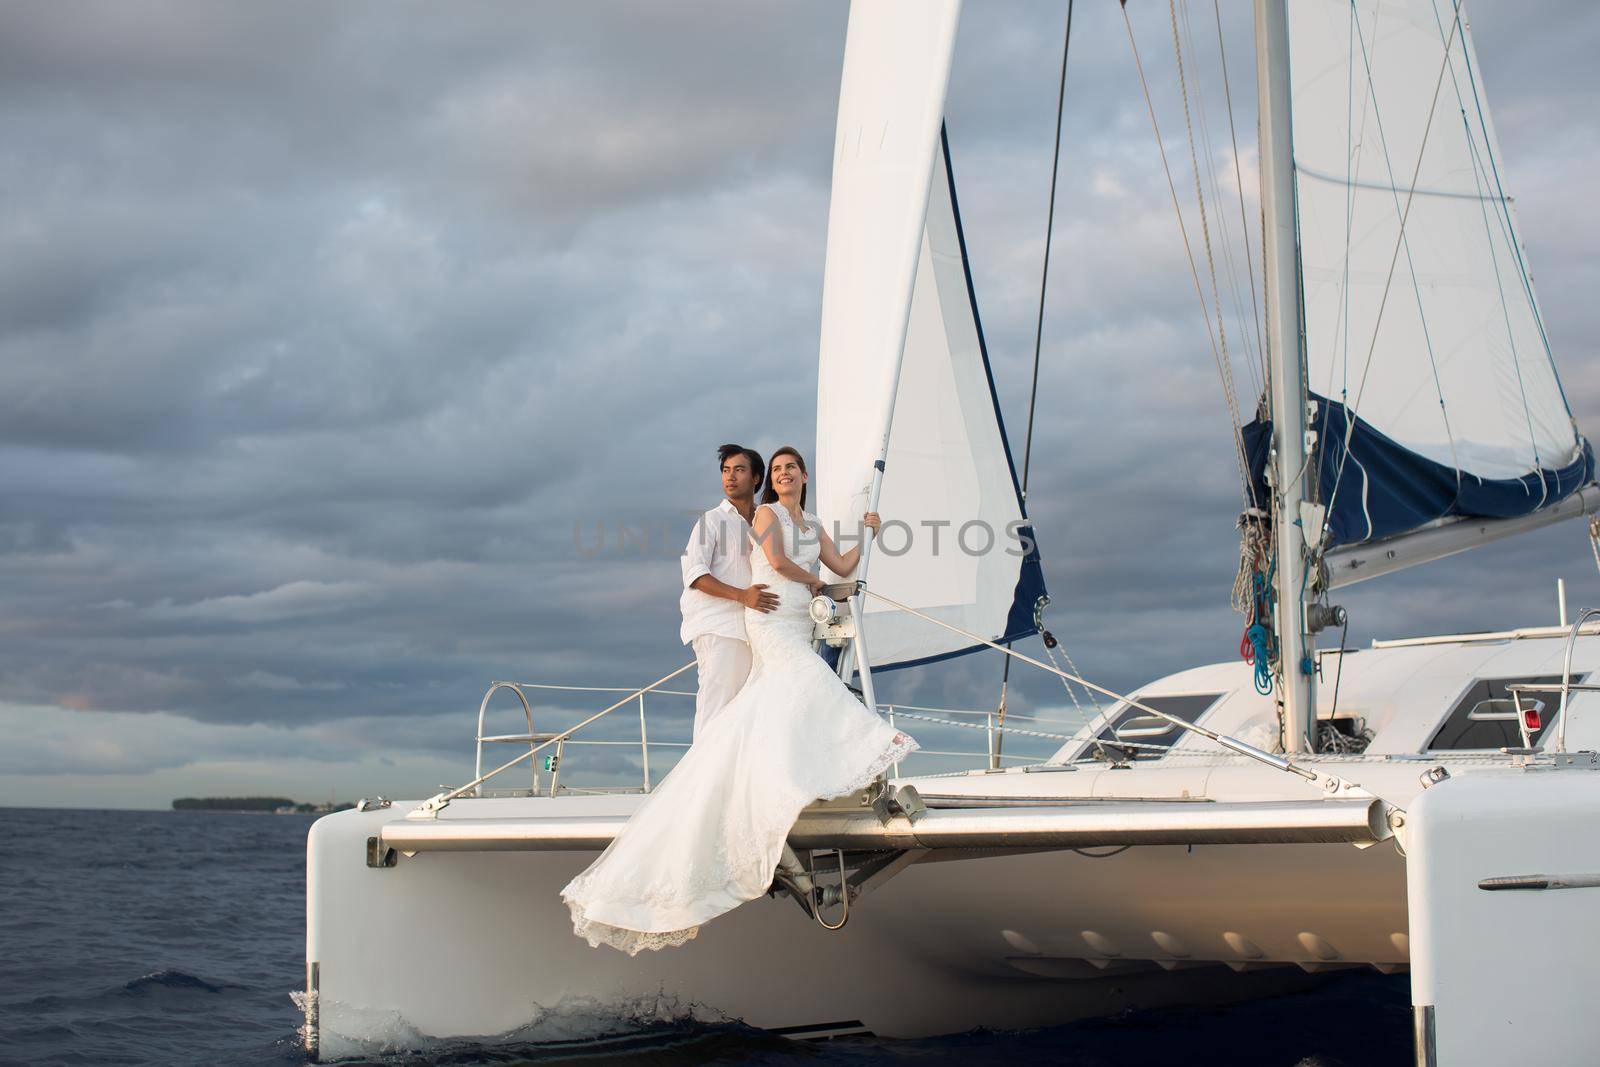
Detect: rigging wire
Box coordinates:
(1121, 2, 1254, 507)
(1169, 0, 1243, 471)
(1318, 0, 1465, 548)
(1018, 0, 1074, 501)
(1316, 1, 1467, 549)
(1129, 2, 1276, 676)
(1210, 0, 1267, 387)
(1425, 0, 1552, 506)
(1441, 0, 1568, 418)
(996, 0, 1083, 763)
(1177, 0, 1262, 403)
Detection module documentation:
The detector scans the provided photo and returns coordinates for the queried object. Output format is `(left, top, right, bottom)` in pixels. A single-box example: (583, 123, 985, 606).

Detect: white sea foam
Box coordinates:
(298, 988, 731, 1061)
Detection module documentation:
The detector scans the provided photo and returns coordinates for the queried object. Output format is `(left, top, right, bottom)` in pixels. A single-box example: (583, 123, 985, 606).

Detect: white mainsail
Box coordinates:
(1284, 0, 1589, 544)
(815, 1, 1042, 669)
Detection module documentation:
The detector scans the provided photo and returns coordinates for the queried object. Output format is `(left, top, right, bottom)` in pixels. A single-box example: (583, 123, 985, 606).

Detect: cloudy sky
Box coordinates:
(3, 1, 1596, 809)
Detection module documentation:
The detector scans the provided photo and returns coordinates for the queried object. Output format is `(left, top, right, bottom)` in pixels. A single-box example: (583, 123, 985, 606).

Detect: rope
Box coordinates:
(1231, 515, 1269, 613)
(1235, 548, 1276, 696)
(1123, 3, 1253, 507)
(1183, 3, 1262, 405)
(1165, 0, 1241, 446)
(889, 710, 1081, 745)
(1211, 0, 1266, 387)
(1039, 632, 1090, 714)
(1174, 0, 1260, 404)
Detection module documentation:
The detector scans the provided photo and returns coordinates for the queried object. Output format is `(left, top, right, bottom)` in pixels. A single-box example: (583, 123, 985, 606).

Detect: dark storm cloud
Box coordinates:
(1, 1, 1597, 798)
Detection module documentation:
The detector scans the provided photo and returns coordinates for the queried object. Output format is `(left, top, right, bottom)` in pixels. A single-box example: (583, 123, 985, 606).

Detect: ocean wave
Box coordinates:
(118, 970, 248, 998)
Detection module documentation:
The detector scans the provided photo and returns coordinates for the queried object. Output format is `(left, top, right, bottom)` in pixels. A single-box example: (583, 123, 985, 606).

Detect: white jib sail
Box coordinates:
(1288, 0, 1580, 481)
(816, 1, 1036, 668)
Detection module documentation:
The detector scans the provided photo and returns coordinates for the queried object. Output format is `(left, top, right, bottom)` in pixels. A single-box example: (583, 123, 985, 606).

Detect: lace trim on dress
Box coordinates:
(864, 731, 921, 784)
(567, 899, 700, 956)
(564, 727, 919, 957)
(812, 729, 921, 806)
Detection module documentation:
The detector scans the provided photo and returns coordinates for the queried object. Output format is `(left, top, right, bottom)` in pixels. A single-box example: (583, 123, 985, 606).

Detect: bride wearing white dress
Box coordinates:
(563, 446, 919, 954)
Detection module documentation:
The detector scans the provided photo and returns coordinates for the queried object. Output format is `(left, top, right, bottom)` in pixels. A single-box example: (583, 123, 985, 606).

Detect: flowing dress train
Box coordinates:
(562, 502, 918, 954)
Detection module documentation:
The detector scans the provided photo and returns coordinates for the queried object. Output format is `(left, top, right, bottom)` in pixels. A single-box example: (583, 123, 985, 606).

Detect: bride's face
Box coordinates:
(769, 454, 806, 499)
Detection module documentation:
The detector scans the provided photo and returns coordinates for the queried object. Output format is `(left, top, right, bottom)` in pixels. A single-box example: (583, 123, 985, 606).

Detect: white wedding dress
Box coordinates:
(562, 501, 919, 954)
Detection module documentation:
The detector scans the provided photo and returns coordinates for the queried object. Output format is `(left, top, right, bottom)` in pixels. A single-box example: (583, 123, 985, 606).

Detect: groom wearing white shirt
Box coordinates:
(680, 444, 780, 738)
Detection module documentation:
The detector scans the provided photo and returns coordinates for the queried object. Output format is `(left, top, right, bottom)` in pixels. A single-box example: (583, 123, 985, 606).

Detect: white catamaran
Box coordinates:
(305, 3, 1600, 1063)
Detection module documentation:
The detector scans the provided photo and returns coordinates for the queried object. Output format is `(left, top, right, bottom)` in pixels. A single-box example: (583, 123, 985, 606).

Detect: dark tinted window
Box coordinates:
(1426, 676, 1570, 751)
(1078, 694, 1222, 761)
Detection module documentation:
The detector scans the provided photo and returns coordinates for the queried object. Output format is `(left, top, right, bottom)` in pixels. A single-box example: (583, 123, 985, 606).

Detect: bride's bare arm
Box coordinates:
(816, 512, 881, 577)
(753, 506, 825, 593)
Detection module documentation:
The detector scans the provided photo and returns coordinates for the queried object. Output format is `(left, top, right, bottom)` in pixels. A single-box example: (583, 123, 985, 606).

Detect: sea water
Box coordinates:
(0, 807, 1412, 1066)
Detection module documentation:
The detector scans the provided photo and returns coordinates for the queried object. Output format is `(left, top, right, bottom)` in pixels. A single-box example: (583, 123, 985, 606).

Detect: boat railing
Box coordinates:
(474, 678, 698, 797)
(458, 673, 1096, 807)
(1554, 607, 1600, 753)
(408, 662, 697, 818)
(412, 575, 1386, 823)
(858, 586, 1386, 802)
(882, 704, 1096, 773)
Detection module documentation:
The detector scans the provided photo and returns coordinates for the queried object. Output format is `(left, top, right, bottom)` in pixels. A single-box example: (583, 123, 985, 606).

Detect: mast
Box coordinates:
(1255, 0, 1315, 753)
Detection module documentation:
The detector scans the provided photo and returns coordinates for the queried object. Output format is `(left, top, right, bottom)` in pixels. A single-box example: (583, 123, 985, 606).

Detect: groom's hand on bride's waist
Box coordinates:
(741, 584, 780, 613)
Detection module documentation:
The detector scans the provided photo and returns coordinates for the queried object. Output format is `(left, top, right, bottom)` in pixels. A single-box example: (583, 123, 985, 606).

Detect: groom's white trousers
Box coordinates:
(690, 634, 752, 739)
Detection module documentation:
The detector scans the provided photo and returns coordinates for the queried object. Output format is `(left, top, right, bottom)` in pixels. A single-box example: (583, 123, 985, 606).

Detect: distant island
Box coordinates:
(172, 797, 354, 814)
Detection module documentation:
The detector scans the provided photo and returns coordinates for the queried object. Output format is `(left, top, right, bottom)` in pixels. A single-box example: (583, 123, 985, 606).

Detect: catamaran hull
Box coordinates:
(304, 802, 1404, 1059)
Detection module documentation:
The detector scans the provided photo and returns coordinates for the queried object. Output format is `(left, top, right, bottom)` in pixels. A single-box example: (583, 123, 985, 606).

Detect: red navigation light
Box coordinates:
(1523, 706, 1542, 732)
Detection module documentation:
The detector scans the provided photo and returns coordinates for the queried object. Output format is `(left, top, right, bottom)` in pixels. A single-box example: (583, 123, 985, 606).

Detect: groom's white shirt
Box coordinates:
(679, 498, 753, 645)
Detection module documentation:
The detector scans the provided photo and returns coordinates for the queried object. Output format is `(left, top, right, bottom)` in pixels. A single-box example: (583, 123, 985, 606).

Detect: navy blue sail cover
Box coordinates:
(1241, 394, 1596, 549)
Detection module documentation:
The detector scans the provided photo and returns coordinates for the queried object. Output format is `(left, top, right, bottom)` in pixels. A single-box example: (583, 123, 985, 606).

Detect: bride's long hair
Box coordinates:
(761, 446, 808, 510)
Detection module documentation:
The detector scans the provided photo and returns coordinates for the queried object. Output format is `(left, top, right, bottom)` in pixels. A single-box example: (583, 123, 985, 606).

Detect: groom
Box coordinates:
(680, 443, 780, 738)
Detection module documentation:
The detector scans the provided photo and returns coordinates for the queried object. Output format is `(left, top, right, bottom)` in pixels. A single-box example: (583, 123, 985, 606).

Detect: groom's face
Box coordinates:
(721, 456, 757, 500)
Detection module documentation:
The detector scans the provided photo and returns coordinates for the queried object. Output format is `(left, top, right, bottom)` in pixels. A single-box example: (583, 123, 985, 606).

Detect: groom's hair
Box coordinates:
(717, 443, 764, 491)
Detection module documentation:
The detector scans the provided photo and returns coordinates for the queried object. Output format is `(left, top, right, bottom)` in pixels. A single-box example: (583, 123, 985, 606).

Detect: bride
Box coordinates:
(562, 446, 919, 954)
